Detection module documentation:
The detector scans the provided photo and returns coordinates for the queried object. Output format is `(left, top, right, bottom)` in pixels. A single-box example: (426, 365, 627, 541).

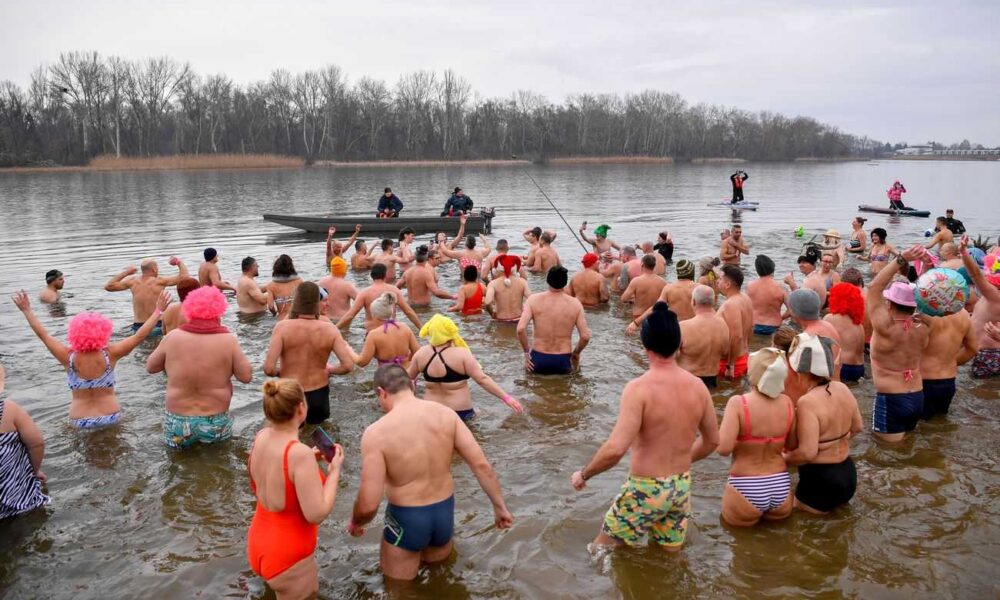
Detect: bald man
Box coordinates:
(105, 257, 189, 333)
(677, 285, 731, 389)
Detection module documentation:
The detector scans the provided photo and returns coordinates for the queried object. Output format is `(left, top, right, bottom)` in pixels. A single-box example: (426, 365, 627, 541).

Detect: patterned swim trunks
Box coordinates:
(163, 411, 233, 449)
(602, 472, 691, 548)
(971, 348, 1000, 379)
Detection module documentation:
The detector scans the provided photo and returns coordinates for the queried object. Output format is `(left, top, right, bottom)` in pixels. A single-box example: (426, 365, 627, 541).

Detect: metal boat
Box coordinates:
(263, 208, 495, 235)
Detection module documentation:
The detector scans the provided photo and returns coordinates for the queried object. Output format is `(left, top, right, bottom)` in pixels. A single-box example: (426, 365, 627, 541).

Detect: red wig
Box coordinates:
(828, 283, 864, 325)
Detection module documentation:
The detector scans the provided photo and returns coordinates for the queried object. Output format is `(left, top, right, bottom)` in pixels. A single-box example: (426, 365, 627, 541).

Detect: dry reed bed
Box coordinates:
(2, 154, 304, 173)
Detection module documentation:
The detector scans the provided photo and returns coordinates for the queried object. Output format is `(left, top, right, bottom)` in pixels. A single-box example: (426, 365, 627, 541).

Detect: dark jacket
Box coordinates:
(945, 217, 965, 235)
(730, 172, 748, 189)
(378, 194, 403, 214)
(441, 193, 473, 216)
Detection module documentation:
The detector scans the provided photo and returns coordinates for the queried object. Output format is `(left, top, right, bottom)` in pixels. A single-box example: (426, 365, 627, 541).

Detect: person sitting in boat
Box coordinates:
(441, 187, 474, 217)
(887, 181, 909, 210)
(377, 187, 403, 218)
(730, 170, 749, 204)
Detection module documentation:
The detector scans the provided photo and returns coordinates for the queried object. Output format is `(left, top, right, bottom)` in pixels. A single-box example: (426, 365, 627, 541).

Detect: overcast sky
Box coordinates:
(3, 0, 997, 145)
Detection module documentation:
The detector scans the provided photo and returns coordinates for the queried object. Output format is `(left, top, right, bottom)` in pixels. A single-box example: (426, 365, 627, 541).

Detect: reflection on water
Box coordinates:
(0, 162, 999, 599)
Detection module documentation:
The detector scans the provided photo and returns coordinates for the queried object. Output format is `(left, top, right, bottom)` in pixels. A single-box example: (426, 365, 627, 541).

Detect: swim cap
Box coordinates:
(371, 292, 396, 321)
(546, 265, 569, 290)
(748, 348, 788, 399)
(641, 302, 680, 358)
(330, 256, 348, 277)
(45, 269, 63, 284)
(419, 314, 468, 348)
(788, 289, 821, 321)
(788, 333, 836, 379)
(754, 255, 775, 277)
(676, 259, 695, 280)
(593, 224, 611, 238)
(582, 253, 599, 268)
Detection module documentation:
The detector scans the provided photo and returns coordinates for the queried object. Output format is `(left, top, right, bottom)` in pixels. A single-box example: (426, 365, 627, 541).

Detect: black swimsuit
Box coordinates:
(421, 345, 470, 383)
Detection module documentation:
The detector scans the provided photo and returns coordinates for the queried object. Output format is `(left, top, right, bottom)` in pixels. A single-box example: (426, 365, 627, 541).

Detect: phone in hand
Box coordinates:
(311, 427, 337, 462)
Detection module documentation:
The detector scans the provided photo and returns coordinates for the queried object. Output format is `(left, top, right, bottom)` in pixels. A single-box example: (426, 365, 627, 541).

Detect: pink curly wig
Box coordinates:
(67, 312, 114, 352)
(182, 286, 228, 321)
(828, 282, 865, 325)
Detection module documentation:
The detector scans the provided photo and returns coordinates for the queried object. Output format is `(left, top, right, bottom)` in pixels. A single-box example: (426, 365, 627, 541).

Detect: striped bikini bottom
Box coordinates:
(727, 471, 791, 514)
(71, 411, 122, 430)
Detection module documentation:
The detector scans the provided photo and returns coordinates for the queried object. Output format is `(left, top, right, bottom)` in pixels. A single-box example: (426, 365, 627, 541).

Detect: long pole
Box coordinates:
(522, 168, 589, 253)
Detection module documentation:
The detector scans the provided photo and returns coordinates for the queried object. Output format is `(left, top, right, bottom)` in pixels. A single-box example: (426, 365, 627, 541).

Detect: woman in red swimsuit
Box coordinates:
(247, 379, 343, 599)
(451, 265, 486, 316)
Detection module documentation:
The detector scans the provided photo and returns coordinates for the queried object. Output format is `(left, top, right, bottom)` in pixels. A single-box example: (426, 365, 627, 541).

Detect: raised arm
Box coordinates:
(959, 235, 1000, 303)
(454, 418, 513, 529)
(326, 227, 336, 264)
(343, 225, 362, 254)
(867, 255, 904, 330)
(12, 291, 70, 366)
(158, 258, 190, 287)
(104, 266, 137, 292)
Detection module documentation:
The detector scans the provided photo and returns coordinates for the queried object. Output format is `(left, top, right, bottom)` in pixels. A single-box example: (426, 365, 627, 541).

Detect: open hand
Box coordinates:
(155, 290, 172, 312)
(901, 246, 923, 263)
(12, 290, 30, 312)
(523, 353, 534, 372)
(501, 395, 524, 414)
(959, 234, 970, 254)
(328, 226, 336, 236)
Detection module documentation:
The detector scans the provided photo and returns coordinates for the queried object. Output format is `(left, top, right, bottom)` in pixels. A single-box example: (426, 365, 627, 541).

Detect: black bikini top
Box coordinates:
(421, 344, 470, 383)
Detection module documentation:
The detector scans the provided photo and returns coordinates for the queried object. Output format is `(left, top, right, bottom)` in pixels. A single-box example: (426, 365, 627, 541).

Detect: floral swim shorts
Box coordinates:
(602, 472, 691, 548)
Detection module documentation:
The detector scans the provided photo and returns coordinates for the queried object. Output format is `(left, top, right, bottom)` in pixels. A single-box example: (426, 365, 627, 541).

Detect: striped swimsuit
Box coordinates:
(0, 398, 51, 519)
(727, 395, 794, 514)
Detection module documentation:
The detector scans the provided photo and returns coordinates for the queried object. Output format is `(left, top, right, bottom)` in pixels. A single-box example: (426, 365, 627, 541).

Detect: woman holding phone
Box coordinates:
(247, 379, 343, 599)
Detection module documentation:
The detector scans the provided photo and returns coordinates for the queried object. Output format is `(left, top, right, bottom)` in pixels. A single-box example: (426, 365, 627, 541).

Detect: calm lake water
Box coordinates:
(1, 161, 999, 600)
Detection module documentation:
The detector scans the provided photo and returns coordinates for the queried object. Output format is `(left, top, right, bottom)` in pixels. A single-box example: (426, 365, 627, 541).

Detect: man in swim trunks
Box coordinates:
(349, 365, 513, 581)
(146, 286, 252, 449)
(398, 247, 452, 307)
(198, 248, 235, 291)
(518, 266, 590, 375)
(567, 253, 609, 307)
(920, 306, 977, 419)
(571, 302, 719, 551)
(39, 269, 64, 304)
(627, 259, 699, 336)
(784, 249, 827, 308)
(867, 254, 930, 442)
(959, 234, 1000, 378)
(105, 256, 189, 334)
(622, 255, 667, 320)
(236, 257, 273, 315)
(717, 265, 754, 380)
(264, 283, 354, 424)
(319, 256, 359, 320)
(720, 224, 749, 266)
(676, 285, 730, 388)
(336, 263, 422, 332)
(747, 255, 788, 336)
(484, 263, 531, 322)
(527, 232, 560, 274)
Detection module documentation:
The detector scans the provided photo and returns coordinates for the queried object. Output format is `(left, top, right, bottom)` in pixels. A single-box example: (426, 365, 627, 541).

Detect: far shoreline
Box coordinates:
(4, 153, 991, 174)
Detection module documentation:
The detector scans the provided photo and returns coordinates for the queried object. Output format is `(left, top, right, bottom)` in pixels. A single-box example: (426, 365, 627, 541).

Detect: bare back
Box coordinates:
(747, 277, 787, 327)
(824, 313, 865, 366)
(567, 270, 606, 307)
(677, 314, 730, 377)
(488, 277, 529, 321)
(270, 319, 340, 390)
(661, 280, 697, 320)
(153, 331, 247, 415)
(523, 291, 585, 354)
(921, 311, 974, 379)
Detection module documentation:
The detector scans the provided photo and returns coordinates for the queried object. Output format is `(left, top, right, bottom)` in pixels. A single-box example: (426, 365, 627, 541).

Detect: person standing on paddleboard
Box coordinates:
(730, 170, 749, 204)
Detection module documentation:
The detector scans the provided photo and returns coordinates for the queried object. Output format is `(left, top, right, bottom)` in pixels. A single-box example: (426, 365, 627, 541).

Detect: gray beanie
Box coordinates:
(788, 289, 821, 321)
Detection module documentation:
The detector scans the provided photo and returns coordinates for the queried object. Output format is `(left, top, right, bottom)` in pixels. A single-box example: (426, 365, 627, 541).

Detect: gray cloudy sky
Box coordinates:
(3, 0, 998, 145)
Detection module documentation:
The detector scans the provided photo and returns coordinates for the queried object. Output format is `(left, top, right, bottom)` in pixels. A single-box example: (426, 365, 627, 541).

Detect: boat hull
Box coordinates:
(262, 211, 494, 235)
(857, 205, 930, 218)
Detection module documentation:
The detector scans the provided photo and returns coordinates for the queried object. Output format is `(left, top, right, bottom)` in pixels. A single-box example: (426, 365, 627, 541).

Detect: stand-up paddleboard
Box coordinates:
(708, 201, 759, 210)
(857, 204, 930, 218)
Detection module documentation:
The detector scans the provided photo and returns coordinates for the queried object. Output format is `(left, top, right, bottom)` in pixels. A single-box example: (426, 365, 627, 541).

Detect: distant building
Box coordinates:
(895, 145, 999, 157)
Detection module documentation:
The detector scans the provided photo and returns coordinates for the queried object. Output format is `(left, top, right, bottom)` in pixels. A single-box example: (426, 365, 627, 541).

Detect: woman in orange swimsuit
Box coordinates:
(247, 379, 343, 599)
(451, 265, 486, 316)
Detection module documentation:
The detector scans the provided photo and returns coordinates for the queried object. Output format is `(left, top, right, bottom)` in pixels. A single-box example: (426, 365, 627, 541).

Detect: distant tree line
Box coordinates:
(1, 51, 888, 167)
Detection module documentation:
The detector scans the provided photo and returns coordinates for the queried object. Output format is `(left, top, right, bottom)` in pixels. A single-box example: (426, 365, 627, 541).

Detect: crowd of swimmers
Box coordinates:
(3, 203, 1000, 599)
